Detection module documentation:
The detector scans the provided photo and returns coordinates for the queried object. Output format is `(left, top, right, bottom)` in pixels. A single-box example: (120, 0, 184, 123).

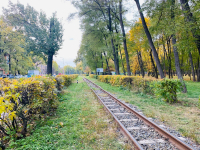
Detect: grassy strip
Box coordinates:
(177, 81, 200, 107)
(8, 76, 130, 150)
(87, 77, 200, 143)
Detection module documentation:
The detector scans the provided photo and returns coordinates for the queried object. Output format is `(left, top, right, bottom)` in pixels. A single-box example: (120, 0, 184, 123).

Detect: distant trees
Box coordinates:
(0, 17, 35, 75)
(3, 2, 63, 75)
(70, 0, 200, 91)
(71, 0, 131, 75)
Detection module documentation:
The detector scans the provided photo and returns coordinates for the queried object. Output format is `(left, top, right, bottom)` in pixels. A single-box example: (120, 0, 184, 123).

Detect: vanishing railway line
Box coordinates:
(84, 78, 195, 150)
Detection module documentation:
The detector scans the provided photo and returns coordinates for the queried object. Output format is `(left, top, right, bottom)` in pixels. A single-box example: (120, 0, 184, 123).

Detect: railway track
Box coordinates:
(84, 78, 195, 150)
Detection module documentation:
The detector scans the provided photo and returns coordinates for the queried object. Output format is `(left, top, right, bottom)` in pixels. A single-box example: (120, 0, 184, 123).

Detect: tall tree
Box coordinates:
(134, 0, 165, 78)
(3, 2, 63, 75)
(169, 0, 187, 92)
(119, 0, 131, 75)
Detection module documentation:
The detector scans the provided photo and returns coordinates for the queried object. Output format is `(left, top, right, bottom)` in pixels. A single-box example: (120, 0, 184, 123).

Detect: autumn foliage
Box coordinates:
(0, 75, 78, 148)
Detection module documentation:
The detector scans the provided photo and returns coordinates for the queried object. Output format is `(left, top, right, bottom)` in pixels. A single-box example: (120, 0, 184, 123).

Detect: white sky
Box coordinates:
(0, 0, 143, 68)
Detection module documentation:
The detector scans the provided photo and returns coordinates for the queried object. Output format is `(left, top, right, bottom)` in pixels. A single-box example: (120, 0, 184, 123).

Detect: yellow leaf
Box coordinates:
(59, 122, 63, 127)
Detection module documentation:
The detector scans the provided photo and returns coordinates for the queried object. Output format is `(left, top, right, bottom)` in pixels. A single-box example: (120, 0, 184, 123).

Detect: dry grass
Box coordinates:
(82, 89, 134, 149)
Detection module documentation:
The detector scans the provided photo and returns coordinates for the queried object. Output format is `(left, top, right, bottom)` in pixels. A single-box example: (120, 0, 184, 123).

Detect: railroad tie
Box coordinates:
(138, 139, 166, 144)
(114, 113, 130, 115)
(104, 102, 116, 105)
(109, 108, 120, 111)
(106, 105, 118, 107)
(127, 126, 148, 130)
(119, 119, 138, 122)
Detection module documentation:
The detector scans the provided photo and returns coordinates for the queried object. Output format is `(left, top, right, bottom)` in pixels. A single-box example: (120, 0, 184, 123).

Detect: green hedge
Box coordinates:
(96, 75, 181, 103)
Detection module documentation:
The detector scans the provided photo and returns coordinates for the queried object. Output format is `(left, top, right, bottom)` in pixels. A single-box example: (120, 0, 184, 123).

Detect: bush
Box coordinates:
(89, 74, 94, 78)
(96, 75, 182, 103)
(0, 76, 58, 145)
(55, 74, 78, 90)
(89, 74, 98, 79)
(98, 75, 154, 93)
(153, 79, 181, 103)
(0, 74, 78, 149)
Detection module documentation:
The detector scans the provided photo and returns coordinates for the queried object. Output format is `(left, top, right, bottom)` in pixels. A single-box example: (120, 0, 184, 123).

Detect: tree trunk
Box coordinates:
(115, 43, 120, 74)
(171, 0, 187, 93)
(162, 35, 167, 76)
(164, 50, 166, 76)
(134, 0, 165, 78)
(119, 46, 126, 75)
(47, 53, 53, 75)
(167, 38, 172, 78)
(9, 54, 11, 74)
(172, 36, 187, 92)
(189, 52, 196, 81)
(104, 51, 110, 74)
(137, 51, 145, 78)
(100, 53, 103, 68)
(111, 39, 119, 75)
(150, 49, 158, 78)
(107, 4, 119, 75)
(119, 0, 131, 76)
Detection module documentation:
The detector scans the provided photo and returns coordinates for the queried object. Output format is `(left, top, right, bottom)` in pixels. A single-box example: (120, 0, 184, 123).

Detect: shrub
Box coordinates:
(89, 74, 98, 79)
(0, 75, 78, 149)
(0, 76, 58, 145)
(98, 75, 154, 93)
(89, 74, 94, 78)
(96, 75, 182, 103)
(55, 76, 64, 91)
(153, 79, 181, 103)
(55, 74, 78, 90)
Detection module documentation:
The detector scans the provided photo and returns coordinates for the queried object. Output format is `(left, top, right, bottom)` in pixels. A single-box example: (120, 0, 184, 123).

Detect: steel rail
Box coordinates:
(84, 78, 195, 150)
(84, 78, 143, 150)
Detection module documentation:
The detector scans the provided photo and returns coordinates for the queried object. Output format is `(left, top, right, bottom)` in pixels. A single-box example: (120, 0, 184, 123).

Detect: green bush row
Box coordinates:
(95, 75, 182, 103)
(55, 74, 79, 91)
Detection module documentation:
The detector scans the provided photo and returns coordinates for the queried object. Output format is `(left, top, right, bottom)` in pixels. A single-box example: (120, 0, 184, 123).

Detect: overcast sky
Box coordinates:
(0, 0, 142, 68)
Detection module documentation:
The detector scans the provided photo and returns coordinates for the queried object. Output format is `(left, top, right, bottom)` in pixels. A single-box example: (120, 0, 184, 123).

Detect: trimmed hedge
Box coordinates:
(96, 75, 181, 103)
(55, 74, 78, 91)
(98, 75, 154, 94)
(89, 74, 98, 79)
(0, 74, 78, 149)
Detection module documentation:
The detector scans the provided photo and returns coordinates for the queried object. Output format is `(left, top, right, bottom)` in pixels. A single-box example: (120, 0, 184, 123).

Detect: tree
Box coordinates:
(134, 0, 165, 78)
(119, 0, 131, 75)
(0, 17, 34, 75)
(71, 0, 122, 74)
(3, 2, 63, 75)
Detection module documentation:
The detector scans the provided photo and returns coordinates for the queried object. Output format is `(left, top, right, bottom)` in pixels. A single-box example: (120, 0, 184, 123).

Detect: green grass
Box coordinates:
(8, 77, 128, 150)
(177, 81, 200, 107)
(87, 77, 200, 144)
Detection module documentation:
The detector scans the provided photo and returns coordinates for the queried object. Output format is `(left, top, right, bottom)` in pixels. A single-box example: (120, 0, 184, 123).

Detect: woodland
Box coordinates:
(72, 0, 200, 93)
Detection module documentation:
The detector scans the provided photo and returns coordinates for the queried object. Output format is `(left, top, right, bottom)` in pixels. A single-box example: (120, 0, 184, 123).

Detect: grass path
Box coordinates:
(87, 77, 200, 144)
(8, 76, 130, 150)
